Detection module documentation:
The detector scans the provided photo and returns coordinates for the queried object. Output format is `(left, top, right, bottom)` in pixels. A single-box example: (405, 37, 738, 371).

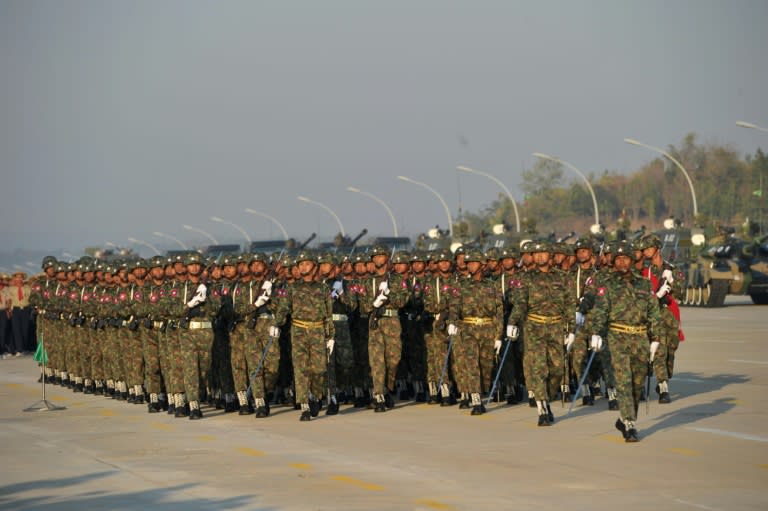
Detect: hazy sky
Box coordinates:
(2, 0, 767, 256)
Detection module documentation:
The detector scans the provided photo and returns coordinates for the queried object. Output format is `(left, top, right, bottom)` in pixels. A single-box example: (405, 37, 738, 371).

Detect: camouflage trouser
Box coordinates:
(158, 328, 173, 392)
(424, 318, 450, 384)
(368, 316, 402, 396)
(243, 317, 281, 399)
(229, 324, 250, 392)
(453, 323, 496, 395)
(104, 326, 125, 382)
(124, 329, 145, 387)
(180, 327, 213, 403)
(165, 324, 185, 394)
(142, 326, 163, 394)
(350, 316, 371, 389)
(523, 321, 565, 401)
(607, 331, 649, 422)
(277, 323, 294, 390)
(210, 327, 233, 395)
(654, 307, 679, 383)
(43, 318, 60, 371)
(331, 318, 354, 389)
(68, 324, 84, 377)
(290, 323, 326, 404)
(499, 327, 524, 390)
(89, 326, 105, 381)
(401, 317, 427, 384)
(598, 344, 615, 389)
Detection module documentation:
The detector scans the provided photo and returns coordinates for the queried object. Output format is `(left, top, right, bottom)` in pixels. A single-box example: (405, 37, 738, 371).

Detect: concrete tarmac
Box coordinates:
(1, 297, 766, 511)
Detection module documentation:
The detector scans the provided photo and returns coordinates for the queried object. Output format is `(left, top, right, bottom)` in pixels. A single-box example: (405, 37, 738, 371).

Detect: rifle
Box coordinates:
(298, 233, 316, 250)
(567, 349, 597, 415)
(645, 360, 652, 415)
(485, 338, 513, 408)
(245, 332, 278, 400)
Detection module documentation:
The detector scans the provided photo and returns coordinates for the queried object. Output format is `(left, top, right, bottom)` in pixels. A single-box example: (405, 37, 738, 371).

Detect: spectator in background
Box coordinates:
(0, 273, 11, 358)
(5, 271, 32, 356)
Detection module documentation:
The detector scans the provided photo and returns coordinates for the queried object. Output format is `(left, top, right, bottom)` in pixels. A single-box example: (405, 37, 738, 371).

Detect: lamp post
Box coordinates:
(624, 138, 698, 219)
(211, 216, 252, 244)
(736, 121, 768, 133)
(297, 196, 346, 237)
(182, 225, 219, 245)
(153, 231, 188, 250)
(397, 176, 453, 237)
(127, 237, 161, 255)
(531, 153, 600, 229)
(456, 165, 521, 233)
(244, 209, 289, 240)
(346, 187, 398, 237)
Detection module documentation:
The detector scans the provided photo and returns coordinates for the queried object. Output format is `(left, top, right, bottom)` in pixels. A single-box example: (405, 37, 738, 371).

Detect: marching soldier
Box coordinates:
(271, 250, 335, 421)
(639, 234, 685, 404)
(591, 241, 662, 442)
(446, 249, 504, 415)
(507, 240, 575, 426)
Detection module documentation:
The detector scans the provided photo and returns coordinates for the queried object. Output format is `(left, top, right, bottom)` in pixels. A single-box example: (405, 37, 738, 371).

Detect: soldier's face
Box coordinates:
(133, 268, 147, 280)
(411, 261, 426, 274)
(84, 271, 95, 283)
(104, 273, 113, 284)
(165, 265, 175, 278)
(576, 248, 591, 263)
(486, 259, 499, 271)
(521, 253, 533, 266)
(222, 265, 237, 279)
(642, 246, 657, 260)
(501, 258, 516, 270)
(553, 253, 566, 265)
(237, 262, 248, 276)
(533, 251, 550, 267)
(467, 261, 483, 275)
(394, 262, 409, 275)
(437, 260, 452, 273)
(150, 267, 164, 280)
(298, 260, 315, 277)
(46, 267, 56, 277)
(614, 255, 632, 273)
(187, 263, 202, 276)
(291, 266, 301, 279)
(250, 261, 266, 277)
(318, 262, 333, 278)
(372, 254, 388, 268)
(210, 267, 222, 279)
(174, 262, 186, 275)
(354, 263, 367, 277)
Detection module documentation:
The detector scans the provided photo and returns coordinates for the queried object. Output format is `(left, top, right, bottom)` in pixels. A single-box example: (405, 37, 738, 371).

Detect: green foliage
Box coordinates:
(461, 134, 765, 236)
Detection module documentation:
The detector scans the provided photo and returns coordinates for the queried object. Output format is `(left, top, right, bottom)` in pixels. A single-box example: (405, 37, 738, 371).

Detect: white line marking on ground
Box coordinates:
(728, 359, 768, 365)
(687, 427, 768, 443)
(674, 498, 721, 511)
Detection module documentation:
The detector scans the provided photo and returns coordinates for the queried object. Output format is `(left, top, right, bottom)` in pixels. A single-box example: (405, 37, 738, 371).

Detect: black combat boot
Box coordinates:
(384, 393, 395, 409)
(309, 399, 321, 417)
(582, 395, 595, 406)
(254, 403, 269, 418)
(325, 400, 339, 416)
(167, 403, 176, 415)
(189, 408, 203, 420)
(625, 428, 639, 442)
(440, 395, 456, 406)
(240, 402, 255, 416)
(546, 402, 555, 423)
(537, 413, 551, 426)
(299, 410, 311, 421)
(471, 404, 486, 416)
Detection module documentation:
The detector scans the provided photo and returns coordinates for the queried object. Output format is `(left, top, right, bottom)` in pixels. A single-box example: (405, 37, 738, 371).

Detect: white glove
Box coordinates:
(326, 339, 335, 354)
(254, 294, 269, 307)
(650, 341, 660, 362)
(372, 293, 388, 308)
(575, 311, 585, 327)
(494, 339, 502, 355)
(662, 269, 674, 284)
(269, 326, 280, 338)
(506, 324, 519, 340)
(656, 282, 671, 298)
(590, 334, 603, 352)
(186, 283, 207, 308)
(261, 280, 273, 296)
(331, 280, 344, 298)
(378, 281, 390, 296)
(447, 324, 458, 336)
(564, 333, 575, 351)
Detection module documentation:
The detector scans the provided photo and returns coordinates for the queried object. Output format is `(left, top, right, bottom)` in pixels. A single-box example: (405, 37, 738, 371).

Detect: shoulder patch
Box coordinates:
(597, 287, 606, 296)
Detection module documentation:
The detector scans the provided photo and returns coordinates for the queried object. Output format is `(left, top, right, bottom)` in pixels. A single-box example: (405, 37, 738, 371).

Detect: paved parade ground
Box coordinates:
(1, 297, 766, 511)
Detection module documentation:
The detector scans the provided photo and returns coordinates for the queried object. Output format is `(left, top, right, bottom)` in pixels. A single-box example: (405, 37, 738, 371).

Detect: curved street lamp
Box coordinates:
(153, 231, 188, 250)
(182, 224, 219, 245)
(531, 153, 600, 229)
(456, 165, 521, 233)
(736, 121, 768, 133)
(397, 176, 453, 237)
(211, 216, 252, 244)
(127, 237, 161, 255)
(244, 208, 289, 240)
(346, 187, 398, 237)
(297, 196, 346, 237)
(624, 138, 698, 219)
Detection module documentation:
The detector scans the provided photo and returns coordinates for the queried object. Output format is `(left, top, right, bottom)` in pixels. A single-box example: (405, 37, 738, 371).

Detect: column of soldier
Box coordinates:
(27, 233, 683, 442)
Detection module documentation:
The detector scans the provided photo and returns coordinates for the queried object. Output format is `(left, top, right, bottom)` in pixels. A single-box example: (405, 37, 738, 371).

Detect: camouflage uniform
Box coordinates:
(507, 241, 575, 424)
(272, 251, 334, 421)
(448, 250, 505, 415)
(355, 247, 410, 412)
(591, 242, 663, 441)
